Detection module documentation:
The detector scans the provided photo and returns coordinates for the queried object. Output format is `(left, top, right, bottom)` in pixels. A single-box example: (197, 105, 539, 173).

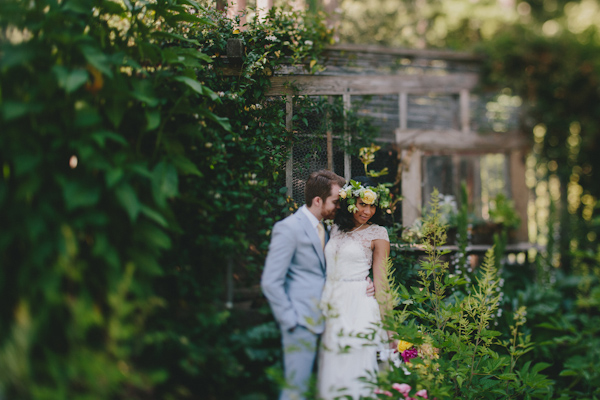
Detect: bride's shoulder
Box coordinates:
(328, 223, 340, 235)
(367, 224, 389, 241)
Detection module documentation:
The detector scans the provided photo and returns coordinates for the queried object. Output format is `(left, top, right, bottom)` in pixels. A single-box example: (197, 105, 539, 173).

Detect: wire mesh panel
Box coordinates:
(291, 96, 337, 203)
(353, 94, 400, 143)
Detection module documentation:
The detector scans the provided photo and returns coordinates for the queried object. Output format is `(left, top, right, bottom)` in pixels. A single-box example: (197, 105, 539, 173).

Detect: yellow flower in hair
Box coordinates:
(397, 340, 413, 353)
(362, 189, 377, 205)
(339, 189, 347, 199)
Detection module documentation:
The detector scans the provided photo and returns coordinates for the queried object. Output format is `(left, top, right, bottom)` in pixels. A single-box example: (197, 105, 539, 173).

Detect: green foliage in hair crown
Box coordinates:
(339, 180, 392, 213)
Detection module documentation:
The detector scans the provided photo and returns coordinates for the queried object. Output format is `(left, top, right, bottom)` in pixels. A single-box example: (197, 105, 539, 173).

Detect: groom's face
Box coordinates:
(320, 183, 342, 221)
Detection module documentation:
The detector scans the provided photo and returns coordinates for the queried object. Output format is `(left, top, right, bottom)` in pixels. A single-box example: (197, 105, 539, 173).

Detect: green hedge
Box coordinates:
(0, 1, 335, 398)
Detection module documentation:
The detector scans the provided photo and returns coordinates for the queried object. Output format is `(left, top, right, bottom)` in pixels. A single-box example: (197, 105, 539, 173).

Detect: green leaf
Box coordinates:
(80, 45, 113, 78)
(90, 130, 129, 147)
(152, 31, 200, 46)
(0, 45, 35, 69)
(152, 161, 178, 207)
(131, 79, 159, 107)
(115, 183, 140, 221)
(105, 96, 127, 128)
(140, 204, 168, 227)
(62, 0, 91, 14)
(559, 370, 578, 377)
(1, 101, 41, 120)
(197, 107, 231, 132)
(173, 76, 219, 101)
(145, 109, 161, 131)
(100, 0, 126, 14)
(53, 66, 89, 93)
(171, 156, 203, 177)
(74, 104, 101, 127)
(140, 225, 171, 249)
(63, 180, 101, 210)
(105, 168, 123, 187)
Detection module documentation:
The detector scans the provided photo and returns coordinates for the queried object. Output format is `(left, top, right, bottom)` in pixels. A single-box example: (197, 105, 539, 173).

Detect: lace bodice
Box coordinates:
(324, 224, 389, 282)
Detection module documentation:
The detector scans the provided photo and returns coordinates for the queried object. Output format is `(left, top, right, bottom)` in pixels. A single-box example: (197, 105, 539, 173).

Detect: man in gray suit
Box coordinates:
(261, 170, 374, 400)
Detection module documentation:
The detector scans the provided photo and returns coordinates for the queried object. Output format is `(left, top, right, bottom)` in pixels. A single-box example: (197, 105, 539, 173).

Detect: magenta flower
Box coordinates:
(416, 389, 428, 398)
(392, 383, 411, 396)
(402, 347, 419, 363)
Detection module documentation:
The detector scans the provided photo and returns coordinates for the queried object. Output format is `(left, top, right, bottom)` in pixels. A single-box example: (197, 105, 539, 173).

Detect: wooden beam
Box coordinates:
(395, 129, 529, 152)
(326, 44, 484, 62)
(265, 73, 479, 96)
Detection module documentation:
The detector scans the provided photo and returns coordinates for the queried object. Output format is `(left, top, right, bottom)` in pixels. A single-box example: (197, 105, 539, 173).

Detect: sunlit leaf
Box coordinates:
(53, 66, 88, 93)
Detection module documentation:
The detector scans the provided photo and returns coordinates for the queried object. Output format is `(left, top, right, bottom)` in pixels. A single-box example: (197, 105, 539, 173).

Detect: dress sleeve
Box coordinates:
(371, 225, 389, 242)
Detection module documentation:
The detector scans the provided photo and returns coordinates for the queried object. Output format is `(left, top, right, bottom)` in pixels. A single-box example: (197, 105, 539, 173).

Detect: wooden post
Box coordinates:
(400, 146, 422, 227)
(326, 96, 334, 171)
(343, 93, 351, 181)
(509, 149, 529, 242)
(399, 92, 408, 130)
(460, 89, 470, 134)
(286, 94, 293, 198)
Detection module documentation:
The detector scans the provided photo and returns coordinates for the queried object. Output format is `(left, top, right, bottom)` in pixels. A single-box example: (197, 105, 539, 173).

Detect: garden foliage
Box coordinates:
(377, 190, 555, 400)
(2, 0, 600, 398)
(0, 1, 343, 398)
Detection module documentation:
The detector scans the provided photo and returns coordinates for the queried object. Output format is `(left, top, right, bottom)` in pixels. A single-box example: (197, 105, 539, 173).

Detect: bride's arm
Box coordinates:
(372, 239, 395, 347)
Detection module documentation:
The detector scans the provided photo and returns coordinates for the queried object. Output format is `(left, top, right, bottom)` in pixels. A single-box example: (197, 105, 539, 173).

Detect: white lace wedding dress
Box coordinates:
(318, 224, 389, 400)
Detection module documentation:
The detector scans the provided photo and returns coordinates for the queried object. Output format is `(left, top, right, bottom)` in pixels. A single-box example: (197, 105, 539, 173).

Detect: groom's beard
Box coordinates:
(322, 208, 337, 221)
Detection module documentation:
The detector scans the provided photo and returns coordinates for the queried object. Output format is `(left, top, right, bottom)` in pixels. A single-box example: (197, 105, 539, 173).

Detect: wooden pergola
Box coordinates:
(259, 45, 529, 243)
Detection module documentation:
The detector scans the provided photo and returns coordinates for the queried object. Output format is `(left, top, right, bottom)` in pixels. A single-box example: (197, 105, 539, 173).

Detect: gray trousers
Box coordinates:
(280, 325, 320, 400)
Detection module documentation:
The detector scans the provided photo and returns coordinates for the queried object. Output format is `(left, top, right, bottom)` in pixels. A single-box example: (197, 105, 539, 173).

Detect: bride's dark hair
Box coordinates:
(334, 176, 390, 232)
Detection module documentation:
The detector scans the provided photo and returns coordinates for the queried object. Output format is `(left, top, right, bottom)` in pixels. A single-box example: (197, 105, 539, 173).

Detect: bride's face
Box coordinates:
(353, 198, 376, 226)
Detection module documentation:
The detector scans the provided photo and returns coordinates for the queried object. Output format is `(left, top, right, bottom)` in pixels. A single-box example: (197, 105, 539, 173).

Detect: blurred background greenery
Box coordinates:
(1, 0, 599, 399)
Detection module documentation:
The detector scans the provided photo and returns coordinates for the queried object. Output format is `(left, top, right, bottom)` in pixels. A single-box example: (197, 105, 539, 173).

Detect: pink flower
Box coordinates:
(392, 383, 411, 396)
(374, 388, 393, 397)
(416, 389, 428, 398)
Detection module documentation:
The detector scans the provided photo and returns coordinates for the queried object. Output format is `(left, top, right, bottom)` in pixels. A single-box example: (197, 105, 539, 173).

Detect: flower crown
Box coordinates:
(339, 180, 392, 213)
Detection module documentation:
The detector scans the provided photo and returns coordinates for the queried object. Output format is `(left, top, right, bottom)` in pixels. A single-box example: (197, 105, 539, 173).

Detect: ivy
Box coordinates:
(0, 1, 338, 398)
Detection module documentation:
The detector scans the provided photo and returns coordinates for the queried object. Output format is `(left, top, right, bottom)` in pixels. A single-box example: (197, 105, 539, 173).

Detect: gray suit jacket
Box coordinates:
(261, 209, 327, 334)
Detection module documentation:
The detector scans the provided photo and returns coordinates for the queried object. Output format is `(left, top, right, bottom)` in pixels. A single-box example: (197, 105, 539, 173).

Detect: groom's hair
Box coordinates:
(305, 170, 345, 207)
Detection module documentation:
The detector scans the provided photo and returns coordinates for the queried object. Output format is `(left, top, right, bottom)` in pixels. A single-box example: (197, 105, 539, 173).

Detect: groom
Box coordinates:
(261, 170, 374, 400)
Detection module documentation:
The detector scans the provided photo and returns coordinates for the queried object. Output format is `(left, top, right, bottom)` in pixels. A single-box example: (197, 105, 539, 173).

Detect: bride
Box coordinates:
(318, 177, 395, 399)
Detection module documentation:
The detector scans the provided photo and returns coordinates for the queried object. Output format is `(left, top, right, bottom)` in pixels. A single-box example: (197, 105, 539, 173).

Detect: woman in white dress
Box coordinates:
(318, 177, 395, 400)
